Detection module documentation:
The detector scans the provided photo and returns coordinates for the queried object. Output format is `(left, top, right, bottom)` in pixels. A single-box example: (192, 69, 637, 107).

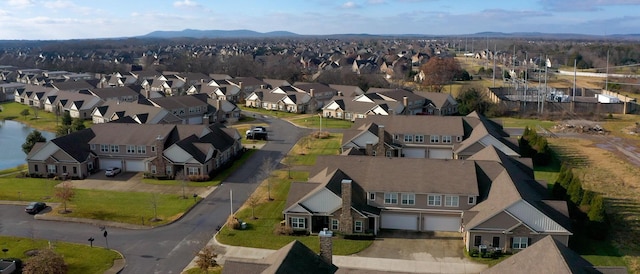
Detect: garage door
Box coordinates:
(402, 148, 426, 158)
(428, 149, 453, 159)
(423, 215, 461, 232)
(125, 160, 146, 172)
(99, 159, 122, 170)
(187, 116, 203, 124)
(381, 213, 418, 230)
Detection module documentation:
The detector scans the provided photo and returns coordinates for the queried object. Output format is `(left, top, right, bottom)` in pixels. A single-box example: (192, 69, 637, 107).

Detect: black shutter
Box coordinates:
(528, 237, 532, 247)
(510, 237, 514, 249)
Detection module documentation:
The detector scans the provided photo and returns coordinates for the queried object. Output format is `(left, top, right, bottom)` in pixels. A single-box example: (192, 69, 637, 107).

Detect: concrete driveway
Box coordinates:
(62, 171, 216, 197)
(355, 230, 468, 262)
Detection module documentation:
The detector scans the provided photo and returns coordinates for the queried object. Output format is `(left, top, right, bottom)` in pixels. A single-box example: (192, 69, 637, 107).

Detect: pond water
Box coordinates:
(0, 120, 55, 170)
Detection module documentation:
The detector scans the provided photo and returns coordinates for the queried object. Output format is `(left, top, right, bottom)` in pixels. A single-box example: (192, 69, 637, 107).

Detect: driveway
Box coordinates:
(355, 230, 468, 262)
(62, 171, 216, 197)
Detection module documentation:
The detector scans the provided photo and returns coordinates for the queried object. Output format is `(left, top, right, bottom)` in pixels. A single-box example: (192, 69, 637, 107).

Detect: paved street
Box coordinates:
(0, 113, 310, 274)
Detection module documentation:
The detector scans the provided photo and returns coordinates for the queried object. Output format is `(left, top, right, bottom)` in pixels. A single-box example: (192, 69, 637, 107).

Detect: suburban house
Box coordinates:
(207, 98, 241, 124)
(421, 92, 459, 115)
(482, 235, 628, 274)
(0, 82, 25, 101)
(293, 82, 338, 108)
(283, 146, 570, 254)
(245, 86, 316, 113)
(84, 86, 139, 102)
(225, 77, 270, 100)
(51, 80, 97, 92)
(340, 112, 518, 159)
(46, 90, 104, 119)
(26, 123, 242, 179)
(322, 93, 405, 120)
(222, 239, 338, 274)
(91, 100, 181, 124)
(148, 95, 210, 124)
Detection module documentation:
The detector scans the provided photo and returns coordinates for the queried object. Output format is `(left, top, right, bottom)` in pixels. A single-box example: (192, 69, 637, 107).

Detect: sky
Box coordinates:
(1, 0, 639, 40)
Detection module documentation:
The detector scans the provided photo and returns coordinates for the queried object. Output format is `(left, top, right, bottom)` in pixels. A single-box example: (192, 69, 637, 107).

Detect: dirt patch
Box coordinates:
(549, 137, 640, 272)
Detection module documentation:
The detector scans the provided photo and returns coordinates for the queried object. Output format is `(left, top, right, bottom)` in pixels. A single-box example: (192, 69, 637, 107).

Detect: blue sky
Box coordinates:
(1, 0, 639, 40)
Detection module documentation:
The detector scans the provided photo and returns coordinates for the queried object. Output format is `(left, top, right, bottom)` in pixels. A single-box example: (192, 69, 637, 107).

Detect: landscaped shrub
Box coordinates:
(567, 177, 584, 205)
(580, 190, 595, 207)
(469, 248, 479, 257)
(226, 215, 241, 230)
(274, 224, 293, 235)
(518, 126, 552, 166)
(188, 175, 210, 182)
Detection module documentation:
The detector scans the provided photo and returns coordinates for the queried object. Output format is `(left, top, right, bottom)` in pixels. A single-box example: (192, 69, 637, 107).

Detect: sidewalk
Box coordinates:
(182, 233, 488, 274)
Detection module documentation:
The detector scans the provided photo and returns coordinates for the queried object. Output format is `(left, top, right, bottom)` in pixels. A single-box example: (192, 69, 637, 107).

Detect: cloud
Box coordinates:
(7, 0, 34, 8)
(342, 1, 360, 9)
(174, 0, 201, 8)
(538, 0, 640, 12)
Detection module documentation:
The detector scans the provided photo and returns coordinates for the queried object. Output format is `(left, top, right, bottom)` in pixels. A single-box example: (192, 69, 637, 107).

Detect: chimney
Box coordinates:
(238, 81, 243, 90)
(318, 228, 333, 264)
(153, 135, 166, 176)
(376, 125, 385, 156)
(339, 179, 353, 234)
(403, 96, 409, 115)
(310, 88, 315, 97)
(337, 91, 343, 97)
(365, 143, 373, 156)
(203, 114, 210, 125)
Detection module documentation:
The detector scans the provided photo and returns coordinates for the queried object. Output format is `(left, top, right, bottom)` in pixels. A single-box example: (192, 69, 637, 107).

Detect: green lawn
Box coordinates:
(0, 236, 122, 274)
(0, 164, 27, 177)
(289, 134, 342, 166)
(0, 102, 61, 132)
(290, 116, 354, 129)
(143, 149, 257, 187)
(240, 106, 301, 119)
(0, 177, 197, 225)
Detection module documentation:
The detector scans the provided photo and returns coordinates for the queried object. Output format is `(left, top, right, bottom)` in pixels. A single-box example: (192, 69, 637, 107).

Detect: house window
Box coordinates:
(456, 136, 462, 142)
(291, 217, 306, 229)
(151, 146, 156, 152)
(90, 144, 96, 150)
(401, 193, 415, 205)
(137, 145, 146, 154)
(100, 144, 109, 152)
(354, 221, 363, 232)
(331, 219, 339, 230)
(442, 136, 452, 144)
(492, 237, 500, 248)
(427, 194, 441, 206)
(127, 145, 136, 154)
(47, 164, 56, 174)
(386, 151, 392, 157)
(72, 166, 77, 174)
(384, 192, 398, 204)
(34, 165, 39, 172)
(369, 192, 375, 201)
(404, 135, 413, 142)
(474, 236, 482, 246)
(151, 165, 157, 174)
(415, 135, 424, 143)
(188, 167, 200, 175)
(166, 166, 172, 175)
(445, 196, 459, 207)
(512, 237, 529, 249)
(62, 166, 67, 174)
(468, 196, 476, 205)
(430, 135, 440, 143)
(110, 145, 119, 153)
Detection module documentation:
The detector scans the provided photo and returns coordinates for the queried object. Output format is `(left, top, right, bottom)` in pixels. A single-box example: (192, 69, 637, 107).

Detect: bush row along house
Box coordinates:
(341, 112, 519, 160)
(25, 123, 242, 179)
(284, 113, 573, 254)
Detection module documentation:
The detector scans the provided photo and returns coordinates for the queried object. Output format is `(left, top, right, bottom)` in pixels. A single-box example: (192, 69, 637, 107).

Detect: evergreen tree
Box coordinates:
(71, 118, 86, 131)
(581, 190, 595, 206)
(22, 130, 47, 154)
(567, 177, 584, 204)
(61, 111, 72, 126)
(588, 195, 606, 222)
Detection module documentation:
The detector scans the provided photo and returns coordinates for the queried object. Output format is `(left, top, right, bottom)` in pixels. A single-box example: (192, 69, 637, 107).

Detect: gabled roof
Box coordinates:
(223, 240, 337, 274)
(149, 95, 207, 110)
(482, 235, 626, 274)
(51, 80, 96, 91)
(352, 115, 465, 137)
(50, 128, 96, 162)
(88, 86, 138, 99)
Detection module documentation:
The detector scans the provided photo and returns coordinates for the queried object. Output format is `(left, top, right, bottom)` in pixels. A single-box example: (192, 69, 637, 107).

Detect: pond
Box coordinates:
(0, 120, 55, 170)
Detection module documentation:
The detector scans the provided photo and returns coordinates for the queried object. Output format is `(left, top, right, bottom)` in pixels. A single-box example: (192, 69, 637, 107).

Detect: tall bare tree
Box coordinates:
(55, 181, 75, 213)
(259, 157, 276, 201)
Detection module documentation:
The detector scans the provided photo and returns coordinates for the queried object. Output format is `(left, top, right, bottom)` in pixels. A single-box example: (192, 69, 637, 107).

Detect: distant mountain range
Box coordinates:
(138, 29, 640, 40)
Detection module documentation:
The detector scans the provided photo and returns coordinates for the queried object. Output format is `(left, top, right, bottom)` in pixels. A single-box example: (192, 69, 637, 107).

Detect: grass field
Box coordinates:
(288, 134, 342, 166)
(290, 116, 354, 129)
(240, 106, 300, 119)
(217, 132, 372, 255)
(0, 177, 197, 226)
(0, 102, 62, 132)
(0, 236, 122, 274)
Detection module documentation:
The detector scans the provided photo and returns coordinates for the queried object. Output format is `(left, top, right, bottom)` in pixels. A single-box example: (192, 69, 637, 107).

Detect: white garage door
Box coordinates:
(99, 159, 122, 170)
(423, 215, 461, 232)
(125, 160, 146, 172)
(381, 213, 418, 230)
(403, 148, 426, 158)
(187, 116, 203, 124)
(428, 149, 453, 159)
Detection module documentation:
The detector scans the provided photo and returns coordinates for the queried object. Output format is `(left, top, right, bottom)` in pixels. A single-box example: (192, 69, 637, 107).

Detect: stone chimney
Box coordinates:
(339, 179, 353, 234)
(365, 143, 373, 156)
(152, 135, 166, 176)
(318, 228, 333, 264)
(376, 125, 385, 157)
(403, 96, 409, 115)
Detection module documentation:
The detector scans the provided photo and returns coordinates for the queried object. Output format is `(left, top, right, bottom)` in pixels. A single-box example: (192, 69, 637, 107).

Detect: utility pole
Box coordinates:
(542, 55, 548, 114)
(573, 59, 577, 101)
(605, 50, 610, 91)
(492, 44, 496, 88)
(229, 189, 233, 216)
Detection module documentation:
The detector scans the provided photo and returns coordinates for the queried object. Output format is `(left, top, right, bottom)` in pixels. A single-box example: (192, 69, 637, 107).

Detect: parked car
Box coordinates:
(25, 202, 46, 214)
(105, 167, 122, 177)
(246, 126, 268, 140)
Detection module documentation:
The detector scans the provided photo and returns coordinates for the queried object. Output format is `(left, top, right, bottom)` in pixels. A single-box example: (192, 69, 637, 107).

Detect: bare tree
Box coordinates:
(195, 245, 218, 272)
(259, 157, 276, 201)
(54, 181, 75, 213)
(150, 193, 160, 222)
(177, 172, 188, 199)
(247, 195, 261, 220)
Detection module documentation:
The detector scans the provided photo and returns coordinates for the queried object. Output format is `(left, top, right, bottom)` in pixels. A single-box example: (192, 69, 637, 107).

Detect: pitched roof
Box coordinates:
(482, 235, 627, 274)
(50, 128, 96, 162)
(352, 115, 465, 137)
(223, 240, 338, 274)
